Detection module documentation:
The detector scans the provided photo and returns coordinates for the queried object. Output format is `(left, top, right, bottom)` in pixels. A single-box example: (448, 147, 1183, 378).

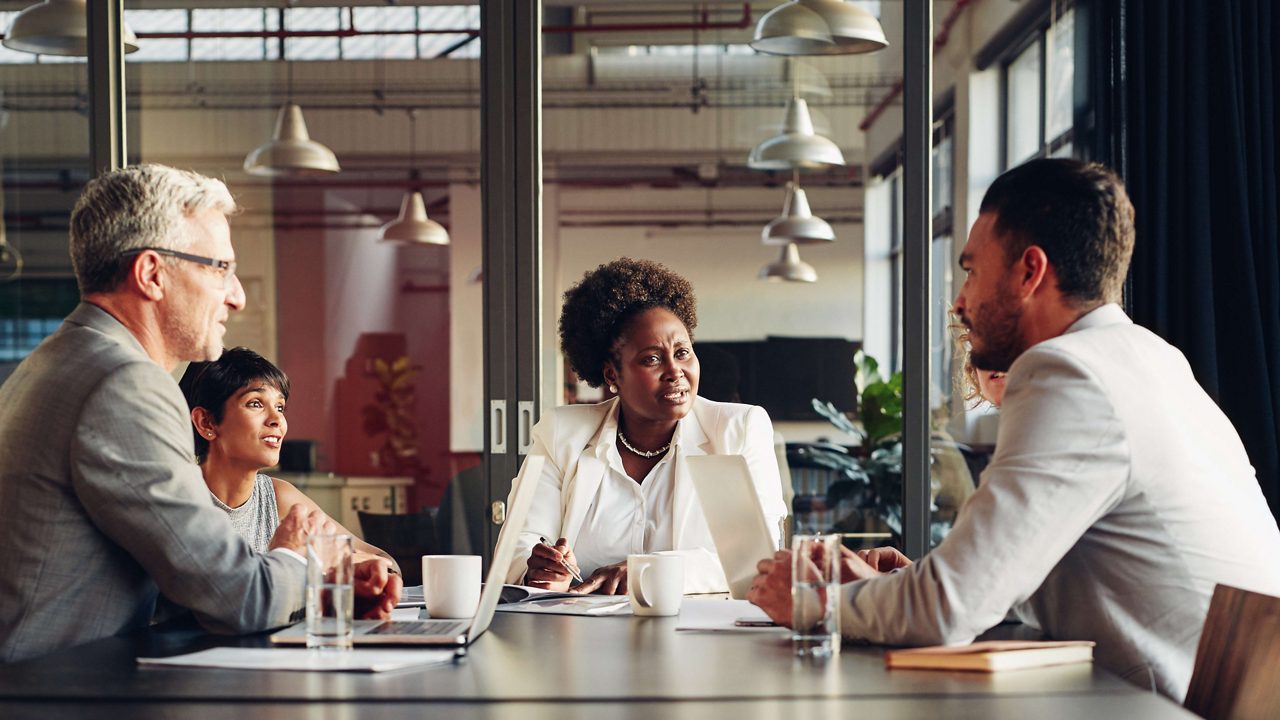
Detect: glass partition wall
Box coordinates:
(0, 8, 89, 383)
(532, 2, 927, 555)
(1, 0, 950, 563)
(120, 3, 482, 566)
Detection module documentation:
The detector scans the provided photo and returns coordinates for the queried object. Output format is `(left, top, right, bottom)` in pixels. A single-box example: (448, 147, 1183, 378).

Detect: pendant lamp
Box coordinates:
(243, 103, 340, 177)
(379, 190, 449, 245)
(759, 243, 818, 283)
(3, 0, 140, 56)
(748, 97, 844, 171)
(763, 181, 835, 245)
(751, 0, 888, 57)
(379, 110, 448, 245)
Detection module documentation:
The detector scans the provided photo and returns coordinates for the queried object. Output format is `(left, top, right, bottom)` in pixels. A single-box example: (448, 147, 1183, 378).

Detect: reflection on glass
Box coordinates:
(931, 133, 952, 218)
(1046, 9, 1075, 143)
(0, 52, 89, 375)
(1005, 40, 1041, 167)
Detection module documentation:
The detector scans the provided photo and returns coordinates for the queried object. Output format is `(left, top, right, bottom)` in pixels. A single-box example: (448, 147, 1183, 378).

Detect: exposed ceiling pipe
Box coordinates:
(56, 4, 752, 43)
(0, 168, 863, 194)
(858, 0, 974, 132)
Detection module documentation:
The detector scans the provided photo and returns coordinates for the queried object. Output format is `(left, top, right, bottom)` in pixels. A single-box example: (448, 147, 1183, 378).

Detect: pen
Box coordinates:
(538, 536, 584, 583)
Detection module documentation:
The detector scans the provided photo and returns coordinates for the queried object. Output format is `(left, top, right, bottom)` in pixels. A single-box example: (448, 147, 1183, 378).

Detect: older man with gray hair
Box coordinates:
(0, 164, 399, 663)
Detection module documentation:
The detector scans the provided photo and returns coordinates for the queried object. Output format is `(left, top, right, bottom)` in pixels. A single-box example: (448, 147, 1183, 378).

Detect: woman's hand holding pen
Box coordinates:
(527, 537, 580, 592)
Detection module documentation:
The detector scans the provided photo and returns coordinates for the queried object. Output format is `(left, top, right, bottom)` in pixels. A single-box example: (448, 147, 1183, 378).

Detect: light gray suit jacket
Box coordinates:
(0, 303, 305, 662)
(838, 304, 1280, 700)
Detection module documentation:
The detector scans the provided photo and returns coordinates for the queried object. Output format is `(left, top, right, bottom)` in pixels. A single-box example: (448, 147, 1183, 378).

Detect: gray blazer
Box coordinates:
(0, 303, 305, 662)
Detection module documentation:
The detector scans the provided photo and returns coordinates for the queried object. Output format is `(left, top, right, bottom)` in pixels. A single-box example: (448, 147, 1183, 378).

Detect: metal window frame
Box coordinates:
(87, 0, 126, 174)
(479, 0, 542, 566)
(901, 0, 933, 559)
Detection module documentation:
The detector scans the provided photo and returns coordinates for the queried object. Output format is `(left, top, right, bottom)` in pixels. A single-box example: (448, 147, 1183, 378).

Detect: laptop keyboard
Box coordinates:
(367, 620, 468, 636)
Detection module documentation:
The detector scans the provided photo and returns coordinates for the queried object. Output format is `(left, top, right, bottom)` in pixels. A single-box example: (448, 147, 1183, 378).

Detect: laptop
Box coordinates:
(272, 455, 545, 647)
(687, 454, 778, 600)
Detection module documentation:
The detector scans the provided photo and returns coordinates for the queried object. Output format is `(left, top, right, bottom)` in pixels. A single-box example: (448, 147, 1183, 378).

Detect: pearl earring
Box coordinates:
(609, 384, 617, 393)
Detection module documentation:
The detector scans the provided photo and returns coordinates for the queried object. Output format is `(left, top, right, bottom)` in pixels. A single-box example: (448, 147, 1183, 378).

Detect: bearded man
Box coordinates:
(749, 159, 1280, 701)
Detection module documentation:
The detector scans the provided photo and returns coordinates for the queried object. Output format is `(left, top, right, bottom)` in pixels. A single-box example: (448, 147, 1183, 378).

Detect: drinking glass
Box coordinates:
(306, 533, 355, 651)
(791, 533, 841, 657)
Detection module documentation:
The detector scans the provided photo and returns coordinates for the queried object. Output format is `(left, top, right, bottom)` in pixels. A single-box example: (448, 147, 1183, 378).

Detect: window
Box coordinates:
(930, 115, 956, 404)
(0, 279, 80, 362)
(7, 6, 488, 66)
(1001, 6, 1075, 167)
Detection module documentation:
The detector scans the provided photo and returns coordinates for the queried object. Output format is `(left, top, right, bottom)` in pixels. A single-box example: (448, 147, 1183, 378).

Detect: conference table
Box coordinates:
(0, 606, 1197, 719)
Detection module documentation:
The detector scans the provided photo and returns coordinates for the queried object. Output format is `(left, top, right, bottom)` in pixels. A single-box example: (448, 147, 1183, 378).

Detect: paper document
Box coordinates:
(675, 597, 787, 633)
(138, 647, 455, 673)
(497, 592, 632, 617)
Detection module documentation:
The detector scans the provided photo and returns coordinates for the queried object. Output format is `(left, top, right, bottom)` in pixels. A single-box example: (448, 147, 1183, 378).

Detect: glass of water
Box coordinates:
(791, 533, 841, 657)
(306, 533, 354, 651)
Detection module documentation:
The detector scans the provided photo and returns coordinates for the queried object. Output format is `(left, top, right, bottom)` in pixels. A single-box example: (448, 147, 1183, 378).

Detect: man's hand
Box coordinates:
(856, 546, 912, 574)
(353, 557, 401, 619)
(268, 505, 336, 555)
(527, 538, 578, 592)
(836, 545, 913, 583)
(747, 550, 794, 627)
(572, 561, 628, 595)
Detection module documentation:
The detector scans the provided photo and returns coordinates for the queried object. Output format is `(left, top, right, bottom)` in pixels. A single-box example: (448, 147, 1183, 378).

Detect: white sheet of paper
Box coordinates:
(675, 597, 787, 633)
(496, 595, 631, 617)
(137, 647, 455, 673)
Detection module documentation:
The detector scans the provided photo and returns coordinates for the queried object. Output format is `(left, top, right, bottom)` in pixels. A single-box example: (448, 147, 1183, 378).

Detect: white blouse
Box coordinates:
(507, 395, 789, 594)
(571, 407, 681, 577)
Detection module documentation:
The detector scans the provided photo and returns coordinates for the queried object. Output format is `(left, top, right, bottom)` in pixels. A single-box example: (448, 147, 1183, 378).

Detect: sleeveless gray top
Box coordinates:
(210, 473, 280, 553)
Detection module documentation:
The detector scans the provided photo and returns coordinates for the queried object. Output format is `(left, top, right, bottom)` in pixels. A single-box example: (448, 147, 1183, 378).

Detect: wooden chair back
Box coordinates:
(1184, 584, 1280, 720)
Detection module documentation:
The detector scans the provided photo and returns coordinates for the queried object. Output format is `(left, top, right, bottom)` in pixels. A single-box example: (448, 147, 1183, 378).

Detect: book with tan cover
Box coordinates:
(884, 640, 1095, 672)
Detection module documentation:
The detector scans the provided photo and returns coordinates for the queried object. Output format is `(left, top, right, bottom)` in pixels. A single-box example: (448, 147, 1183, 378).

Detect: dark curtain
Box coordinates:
(1108, 0, 1280, 519)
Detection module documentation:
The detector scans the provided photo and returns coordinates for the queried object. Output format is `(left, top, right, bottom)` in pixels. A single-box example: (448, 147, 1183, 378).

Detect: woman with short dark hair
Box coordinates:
(179, 348, 396, 569)
(506, 258, 787, 595)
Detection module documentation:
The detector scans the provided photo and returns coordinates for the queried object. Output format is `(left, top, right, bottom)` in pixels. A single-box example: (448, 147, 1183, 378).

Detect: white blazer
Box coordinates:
(505, 396, 788, 593)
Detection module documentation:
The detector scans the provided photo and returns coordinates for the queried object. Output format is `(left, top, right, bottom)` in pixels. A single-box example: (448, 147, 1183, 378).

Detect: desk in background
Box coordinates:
(275, 472, 412, 540)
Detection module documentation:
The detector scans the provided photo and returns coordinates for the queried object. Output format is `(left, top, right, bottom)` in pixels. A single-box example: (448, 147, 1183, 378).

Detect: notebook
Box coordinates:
(686, 454, 777, 600)
(884, 640, 1095, 672)
(271, 455, 545, 647)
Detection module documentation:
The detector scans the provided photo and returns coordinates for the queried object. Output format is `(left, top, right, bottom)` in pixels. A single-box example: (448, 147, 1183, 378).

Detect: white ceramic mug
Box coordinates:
(421, 555, 481, 618)
(627, 553, 684, 617)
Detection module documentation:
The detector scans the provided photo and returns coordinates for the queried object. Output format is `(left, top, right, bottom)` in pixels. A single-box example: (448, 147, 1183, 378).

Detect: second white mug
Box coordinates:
(627, 553, 684, 617)
(421, 554, 481, 618)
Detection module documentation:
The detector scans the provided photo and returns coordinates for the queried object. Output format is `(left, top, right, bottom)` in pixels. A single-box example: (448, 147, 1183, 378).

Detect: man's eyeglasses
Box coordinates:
(122, 247, 237, 289)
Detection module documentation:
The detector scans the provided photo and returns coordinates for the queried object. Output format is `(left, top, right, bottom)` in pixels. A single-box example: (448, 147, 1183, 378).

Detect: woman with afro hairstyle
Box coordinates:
(505, 258, 787, 595)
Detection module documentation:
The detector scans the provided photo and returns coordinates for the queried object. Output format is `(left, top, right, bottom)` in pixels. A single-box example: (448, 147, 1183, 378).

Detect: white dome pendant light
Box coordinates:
(379, 110, 449, 245)
(244, 62, 340, 177)
(3, 0, 140, 56)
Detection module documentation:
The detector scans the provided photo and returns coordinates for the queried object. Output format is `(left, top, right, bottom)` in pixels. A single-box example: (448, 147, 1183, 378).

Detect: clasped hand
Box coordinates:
(268, 505, 402, 620)
(746, 545, 912, 626)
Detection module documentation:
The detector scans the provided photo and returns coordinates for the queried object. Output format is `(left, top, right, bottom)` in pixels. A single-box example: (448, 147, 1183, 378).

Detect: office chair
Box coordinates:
(1183, 584, 1280, 720)
(356, 508, 440, 586)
